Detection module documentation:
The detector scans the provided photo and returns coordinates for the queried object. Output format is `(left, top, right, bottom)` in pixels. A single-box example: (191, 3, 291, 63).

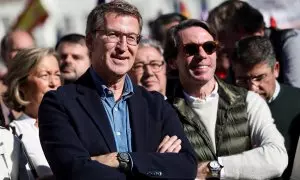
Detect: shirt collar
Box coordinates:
(183, 82, 219, 103)
(89, 67, 134, 99)
(268, 80, 280, 103)
(17, 113, 36, 125)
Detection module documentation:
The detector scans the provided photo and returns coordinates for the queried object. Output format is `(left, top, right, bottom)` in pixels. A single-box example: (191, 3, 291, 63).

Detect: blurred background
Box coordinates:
(0, 0, 300, 48)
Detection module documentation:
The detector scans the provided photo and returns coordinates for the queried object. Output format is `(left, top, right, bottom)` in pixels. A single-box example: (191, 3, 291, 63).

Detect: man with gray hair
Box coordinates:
(129, 38, 167, 96)
(39, 1, 197, 179)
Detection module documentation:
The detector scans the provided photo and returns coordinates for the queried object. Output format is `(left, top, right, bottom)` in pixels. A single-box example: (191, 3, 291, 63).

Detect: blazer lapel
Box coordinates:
(75, 70, 117, 152)
(128, 87, 148, 152)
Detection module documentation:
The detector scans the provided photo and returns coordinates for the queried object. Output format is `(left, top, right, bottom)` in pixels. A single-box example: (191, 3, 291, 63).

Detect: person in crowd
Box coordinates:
(149, 13, 187, 46)
(38, 1, 197, 179)
(4, 48, 62, 179)
(0, 30, 35, 127)
(207, 0, 300, 87)
(55, 33, 91, 84)
(1, 30, 35, 67)
(0, 126, 29, 180)
(232, 36, 300, 179)
(164, 19, 288, 180)
(149, 13, 187, 99)
(128, 38, 167, 96)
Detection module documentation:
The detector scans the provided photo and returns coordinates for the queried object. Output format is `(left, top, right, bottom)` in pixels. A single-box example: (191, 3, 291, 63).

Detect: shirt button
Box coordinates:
(114, 108, 118, 111)
(116, 131, 121, 136)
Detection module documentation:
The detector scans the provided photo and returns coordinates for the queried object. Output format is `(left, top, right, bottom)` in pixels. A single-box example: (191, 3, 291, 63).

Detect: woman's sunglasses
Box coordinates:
(183, 41, 219, 56)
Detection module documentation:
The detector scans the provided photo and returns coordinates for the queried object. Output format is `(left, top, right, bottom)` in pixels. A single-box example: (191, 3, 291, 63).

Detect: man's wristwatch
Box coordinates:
(117, 152, 131, 172)
(207, 160, 223, 178)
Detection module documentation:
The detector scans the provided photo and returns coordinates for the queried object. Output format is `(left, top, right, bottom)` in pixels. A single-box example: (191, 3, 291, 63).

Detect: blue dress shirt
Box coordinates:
(89, 67, 133, 152)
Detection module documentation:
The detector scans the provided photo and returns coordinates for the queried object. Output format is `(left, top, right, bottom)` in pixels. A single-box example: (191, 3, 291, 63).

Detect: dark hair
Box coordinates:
(55, 33, 86, 50)
(86, 0, 143, 36)
(150, 13, 187, 43)
(207, 0, 265, 36)
(232, 36, 276, 69)
(163, 19, 217, 63)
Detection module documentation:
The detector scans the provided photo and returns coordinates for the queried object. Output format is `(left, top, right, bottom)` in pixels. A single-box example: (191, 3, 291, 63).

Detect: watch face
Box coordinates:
(119, 153, 129, 162)
(210, 161, 220, 169)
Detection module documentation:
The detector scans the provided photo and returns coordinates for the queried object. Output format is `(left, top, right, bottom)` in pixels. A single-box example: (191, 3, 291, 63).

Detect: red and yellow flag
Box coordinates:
(179, 1, 191, 19)
(174, 0, 191, 19)
(12, 0, 49, 32)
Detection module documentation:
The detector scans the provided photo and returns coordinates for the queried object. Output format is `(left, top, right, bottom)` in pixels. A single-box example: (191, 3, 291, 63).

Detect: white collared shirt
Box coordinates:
(10, 113, 52, 178)
(268, 80, 281, 103)
(183, 83, 219, 104)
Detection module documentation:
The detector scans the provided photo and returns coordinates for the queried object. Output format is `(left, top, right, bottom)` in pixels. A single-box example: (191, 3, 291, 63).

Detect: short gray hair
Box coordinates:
(3, 48, 60, 111)
(85, 0, 143, 36)
(138, 38, 163, 56)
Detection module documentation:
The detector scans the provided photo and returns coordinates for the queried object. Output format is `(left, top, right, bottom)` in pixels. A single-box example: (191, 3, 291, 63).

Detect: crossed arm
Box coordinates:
(91, 135, 182, 167)
(39, 91, 197, 179)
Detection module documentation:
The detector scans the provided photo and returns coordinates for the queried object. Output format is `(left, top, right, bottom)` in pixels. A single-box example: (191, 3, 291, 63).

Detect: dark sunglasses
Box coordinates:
(183, 41, 218, 56)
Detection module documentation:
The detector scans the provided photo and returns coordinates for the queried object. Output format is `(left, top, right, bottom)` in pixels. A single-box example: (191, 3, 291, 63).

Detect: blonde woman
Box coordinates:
(4, 48, 62, 179)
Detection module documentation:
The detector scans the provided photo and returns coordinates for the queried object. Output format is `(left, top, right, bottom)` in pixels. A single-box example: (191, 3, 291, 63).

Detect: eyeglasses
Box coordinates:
(235, 74, 268, 87)
(183, 41, 218, 56)
(131, 61, 165, 74)
(94, 29, 141, 46)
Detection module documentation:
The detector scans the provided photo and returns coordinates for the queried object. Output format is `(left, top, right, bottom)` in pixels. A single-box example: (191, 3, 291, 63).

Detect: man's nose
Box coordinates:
(63, 55, 73, 64)
(248, 81, 259, 92)
(196, 46, 208, 59)
(116, 36, 128, 52)
(143, 65, 154, 76)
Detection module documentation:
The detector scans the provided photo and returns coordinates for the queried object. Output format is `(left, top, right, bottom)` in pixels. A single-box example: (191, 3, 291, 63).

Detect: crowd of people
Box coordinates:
(0, 0, 299, 180)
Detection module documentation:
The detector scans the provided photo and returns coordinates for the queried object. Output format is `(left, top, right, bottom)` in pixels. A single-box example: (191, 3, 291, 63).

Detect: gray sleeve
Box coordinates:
(219, 91, 288, 180)
(281, 30, 300, 88)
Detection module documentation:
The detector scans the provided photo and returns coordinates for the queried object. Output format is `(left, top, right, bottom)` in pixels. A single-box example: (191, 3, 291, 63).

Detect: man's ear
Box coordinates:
(86, 33, 94, 51)
(274, 61, 280, 78)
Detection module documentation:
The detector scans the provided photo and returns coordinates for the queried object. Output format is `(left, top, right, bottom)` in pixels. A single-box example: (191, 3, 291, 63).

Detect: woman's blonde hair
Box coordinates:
(3, 48, 59, 111)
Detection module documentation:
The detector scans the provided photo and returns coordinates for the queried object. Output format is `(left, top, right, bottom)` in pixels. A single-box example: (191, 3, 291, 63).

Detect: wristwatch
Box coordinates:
(117, 152, 131, 172)
(208, 160, 223, 178)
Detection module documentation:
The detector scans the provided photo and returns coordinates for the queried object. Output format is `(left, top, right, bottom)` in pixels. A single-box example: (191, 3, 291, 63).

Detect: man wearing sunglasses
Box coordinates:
(232, 36, 300, 180)
(164, 19, 288, 180)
